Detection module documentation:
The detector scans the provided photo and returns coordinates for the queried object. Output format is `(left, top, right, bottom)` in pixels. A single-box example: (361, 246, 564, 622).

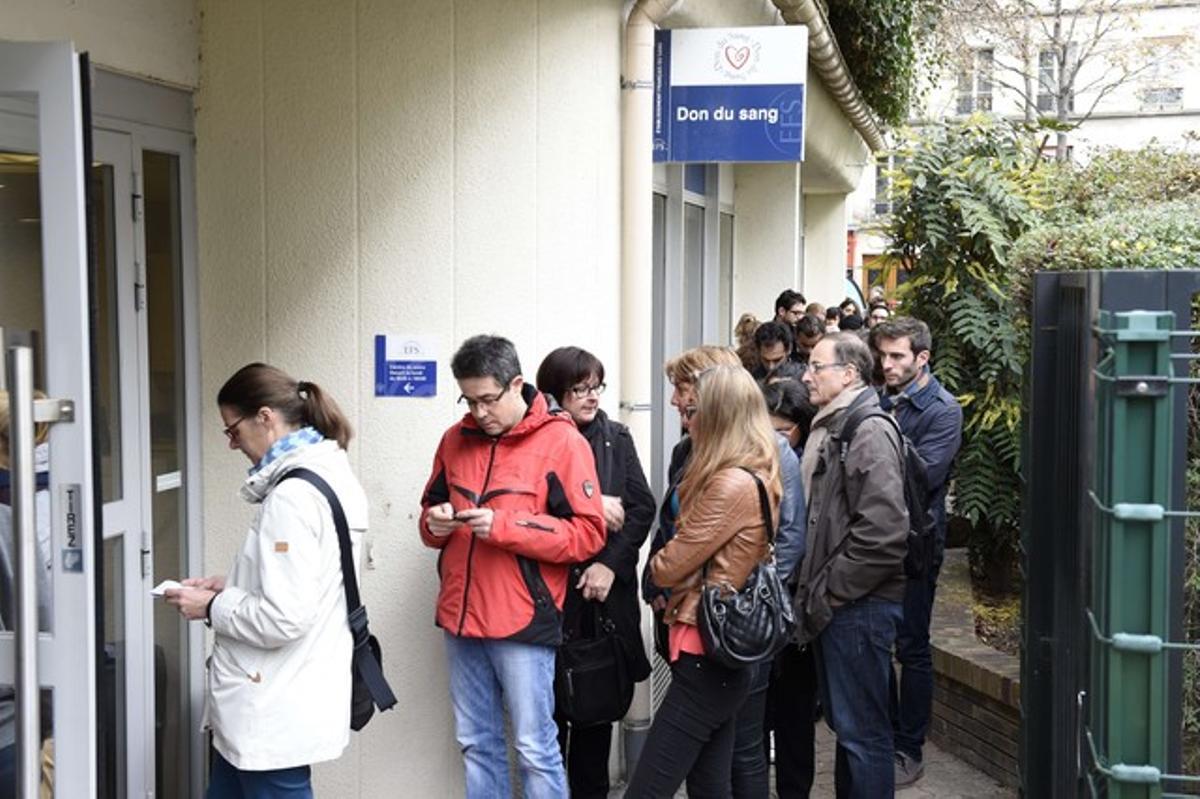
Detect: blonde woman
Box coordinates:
(625, 366, 781, 799)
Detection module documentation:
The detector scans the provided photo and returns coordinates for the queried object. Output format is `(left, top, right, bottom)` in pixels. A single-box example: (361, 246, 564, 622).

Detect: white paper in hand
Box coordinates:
(151, 579, 183, 598)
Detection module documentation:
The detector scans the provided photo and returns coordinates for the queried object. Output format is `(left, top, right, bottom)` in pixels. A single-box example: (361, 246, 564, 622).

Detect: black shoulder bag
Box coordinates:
(281, 469, 397, 730)
(698, 469, 796, 669)
(554, 595, 636, 727)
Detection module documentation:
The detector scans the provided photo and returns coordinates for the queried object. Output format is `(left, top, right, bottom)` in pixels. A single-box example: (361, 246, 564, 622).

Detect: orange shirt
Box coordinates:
(668, 621, 705, 662)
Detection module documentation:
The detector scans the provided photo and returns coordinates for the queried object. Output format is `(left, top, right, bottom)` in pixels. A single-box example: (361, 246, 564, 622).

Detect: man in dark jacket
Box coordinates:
(872, 317, 964, 787)
(796, 332, 907, 798)
(420, 335, 607, 799)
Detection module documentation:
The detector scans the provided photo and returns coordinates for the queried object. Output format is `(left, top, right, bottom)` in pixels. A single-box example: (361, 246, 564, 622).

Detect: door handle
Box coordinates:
(6, 344, 41, 799)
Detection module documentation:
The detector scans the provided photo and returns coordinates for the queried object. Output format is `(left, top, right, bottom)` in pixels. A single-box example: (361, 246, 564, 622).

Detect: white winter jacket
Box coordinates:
(204, 439, 368, 771)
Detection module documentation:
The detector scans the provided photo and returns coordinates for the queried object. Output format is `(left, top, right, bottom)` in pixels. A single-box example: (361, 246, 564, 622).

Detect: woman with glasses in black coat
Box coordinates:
(536, 346, 655, 799)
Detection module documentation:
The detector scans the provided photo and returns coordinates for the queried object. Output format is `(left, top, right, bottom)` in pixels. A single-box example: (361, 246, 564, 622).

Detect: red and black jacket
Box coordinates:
(419, 385, 607, 646)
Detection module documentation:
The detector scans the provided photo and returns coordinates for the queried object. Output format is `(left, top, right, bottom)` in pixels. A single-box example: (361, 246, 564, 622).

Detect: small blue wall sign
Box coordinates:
(375, 335, 438, 397)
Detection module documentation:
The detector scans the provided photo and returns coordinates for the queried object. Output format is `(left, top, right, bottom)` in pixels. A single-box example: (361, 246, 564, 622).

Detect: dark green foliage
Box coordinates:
(881, 118, 1043, 586)
(825, 0, 942, 126)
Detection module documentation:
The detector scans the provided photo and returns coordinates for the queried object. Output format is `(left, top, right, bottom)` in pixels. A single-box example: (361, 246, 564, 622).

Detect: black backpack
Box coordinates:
(835, 400, 938, 579)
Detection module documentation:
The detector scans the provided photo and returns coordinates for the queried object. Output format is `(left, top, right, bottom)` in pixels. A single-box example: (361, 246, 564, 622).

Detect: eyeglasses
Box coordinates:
(457, 382, 511, 410)
(772, 421, 798, 436)
(222, 415, 249, 441)
(569, 382, 606, 399)
(808, 361, 849, 374)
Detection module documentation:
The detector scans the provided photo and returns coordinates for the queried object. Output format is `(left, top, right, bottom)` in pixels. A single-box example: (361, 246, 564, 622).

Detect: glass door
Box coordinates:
(0, 40, 100, 798)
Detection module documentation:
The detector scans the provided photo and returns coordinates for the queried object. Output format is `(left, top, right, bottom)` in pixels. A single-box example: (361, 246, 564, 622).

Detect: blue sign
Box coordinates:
(654, 26, 808, 163)
(374, 335, 437, 397)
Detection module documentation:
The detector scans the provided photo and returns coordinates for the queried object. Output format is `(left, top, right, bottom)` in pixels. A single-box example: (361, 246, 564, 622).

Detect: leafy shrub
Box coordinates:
(879, 118, 1042, 588)
(825, 0, 943, 127)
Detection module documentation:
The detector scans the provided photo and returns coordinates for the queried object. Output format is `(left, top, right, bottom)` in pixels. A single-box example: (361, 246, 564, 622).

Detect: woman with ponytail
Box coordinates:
(165, 363, 367, 798)
(625, 365, 781, 798)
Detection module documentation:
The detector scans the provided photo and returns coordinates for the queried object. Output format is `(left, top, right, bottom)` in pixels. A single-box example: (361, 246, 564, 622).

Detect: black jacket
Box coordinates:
(561, 410, 655, 681)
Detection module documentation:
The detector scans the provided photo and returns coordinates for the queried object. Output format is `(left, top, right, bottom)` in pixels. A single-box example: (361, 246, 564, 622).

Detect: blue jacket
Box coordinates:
(879, 371, 963, 542)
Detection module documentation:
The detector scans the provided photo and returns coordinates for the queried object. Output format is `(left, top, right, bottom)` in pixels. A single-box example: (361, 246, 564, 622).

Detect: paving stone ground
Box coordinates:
(607, 723, 1015, 797)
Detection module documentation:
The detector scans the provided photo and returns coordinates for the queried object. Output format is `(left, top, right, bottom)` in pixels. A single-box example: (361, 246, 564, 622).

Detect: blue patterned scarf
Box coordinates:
(250, 426, 324, 475)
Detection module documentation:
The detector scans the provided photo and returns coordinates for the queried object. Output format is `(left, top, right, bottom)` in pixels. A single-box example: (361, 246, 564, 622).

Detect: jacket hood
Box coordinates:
(240, 439, 346, 504)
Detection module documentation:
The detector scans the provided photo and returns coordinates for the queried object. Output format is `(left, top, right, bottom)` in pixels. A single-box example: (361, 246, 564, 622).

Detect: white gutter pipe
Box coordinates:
(619, 0, 678, 778)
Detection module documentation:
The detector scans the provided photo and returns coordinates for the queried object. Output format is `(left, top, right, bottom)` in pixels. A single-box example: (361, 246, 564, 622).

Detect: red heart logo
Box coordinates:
(725, 46, 750, 70)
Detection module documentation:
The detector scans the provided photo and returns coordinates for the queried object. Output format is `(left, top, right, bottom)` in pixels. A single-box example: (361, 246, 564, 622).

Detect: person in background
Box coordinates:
(625, 366, 781, 798)
(734, 313, 762, 373)
(805, 302, 826, 320)
(165, 363, 367, 799)
(838, 298, 861, 320)
(867, 303, 890, 329)
(793, 315, 824, 367)
(796, 333, 908, 797)
(535, 347, 655, 799)
(420, 336, 607, 799)
(761, 379, 820, 798)
(751, 321, 795, 381)
(839, 314, 865, 333)
(824, 307, 842, 334)
(0, 390, 52, 798)
(870, 318, 963, 788)
(773, 290, 807, 330)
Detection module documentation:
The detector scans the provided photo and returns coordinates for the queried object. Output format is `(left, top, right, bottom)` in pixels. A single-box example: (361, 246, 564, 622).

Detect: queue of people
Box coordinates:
(131, 282, 959, 798)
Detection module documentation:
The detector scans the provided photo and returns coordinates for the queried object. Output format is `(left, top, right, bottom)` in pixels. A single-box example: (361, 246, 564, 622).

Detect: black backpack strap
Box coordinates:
(279, 468, 362, 613)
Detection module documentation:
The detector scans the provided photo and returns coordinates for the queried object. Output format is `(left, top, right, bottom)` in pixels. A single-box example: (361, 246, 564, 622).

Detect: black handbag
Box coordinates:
(281, 469, 397, 730)
(698, 468, 796, 669)
(554, 601, 635, 727)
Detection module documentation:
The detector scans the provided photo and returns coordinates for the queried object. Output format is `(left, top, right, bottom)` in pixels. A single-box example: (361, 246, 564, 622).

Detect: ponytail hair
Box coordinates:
(217, 363, 353, 449)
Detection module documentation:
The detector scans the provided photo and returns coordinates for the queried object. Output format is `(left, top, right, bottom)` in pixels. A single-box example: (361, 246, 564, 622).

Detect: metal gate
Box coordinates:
(1024, 270, 1200, 797)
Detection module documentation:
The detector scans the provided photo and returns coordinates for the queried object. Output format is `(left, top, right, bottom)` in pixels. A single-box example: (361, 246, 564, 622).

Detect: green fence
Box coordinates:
(1087, 310, 1200, 798)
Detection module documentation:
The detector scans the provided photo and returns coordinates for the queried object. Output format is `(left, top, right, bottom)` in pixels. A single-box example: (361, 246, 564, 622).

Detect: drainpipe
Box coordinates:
(619, 0, 678, 780)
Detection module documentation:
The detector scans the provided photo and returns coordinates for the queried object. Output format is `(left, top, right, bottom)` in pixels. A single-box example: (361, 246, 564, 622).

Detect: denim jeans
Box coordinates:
(814, 596, 902, 799)
(444, 633, 565, 799)
(730, 659, 771, 799)
(890, 562, 940, 761)
(625, 653, 751, 799)
(207, 751, 312, 799)
(766, 643, 818, 798)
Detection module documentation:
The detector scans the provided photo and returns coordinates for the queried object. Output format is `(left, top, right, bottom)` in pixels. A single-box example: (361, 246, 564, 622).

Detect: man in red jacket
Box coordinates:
(420, 335, 606, 799)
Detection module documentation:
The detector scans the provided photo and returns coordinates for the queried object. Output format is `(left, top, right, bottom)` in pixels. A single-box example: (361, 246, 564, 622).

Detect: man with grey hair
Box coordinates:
(419, 334, 607, 799)
(795, 332, 908, 797)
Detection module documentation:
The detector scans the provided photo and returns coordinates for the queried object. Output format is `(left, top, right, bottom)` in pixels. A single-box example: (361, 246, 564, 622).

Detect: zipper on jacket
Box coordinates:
(456, 438, 500, 636)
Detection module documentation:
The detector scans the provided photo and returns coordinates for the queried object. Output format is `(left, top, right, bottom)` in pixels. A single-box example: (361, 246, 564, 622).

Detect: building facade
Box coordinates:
(0, 0, 879, 794)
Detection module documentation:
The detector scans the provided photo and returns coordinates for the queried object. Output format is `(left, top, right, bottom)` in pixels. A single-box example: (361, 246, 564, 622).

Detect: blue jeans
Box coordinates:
(815, 596, 902, 799)
(890, 562, 940, 761)
(207, 750, 312, 799)
(444, 634, 565, 799)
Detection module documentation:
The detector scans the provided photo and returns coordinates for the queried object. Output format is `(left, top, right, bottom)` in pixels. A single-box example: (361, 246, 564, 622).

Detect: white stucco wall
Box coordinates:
(0, 0, 198, 87)
(802, 193, 848, 307)
(196, 1, 623, 794)
(732, 162, 802, 317)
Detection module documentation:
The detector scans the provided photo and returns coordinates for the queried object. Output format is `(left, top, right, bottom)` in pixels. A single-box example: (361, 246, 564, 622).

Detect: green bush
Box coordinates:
(825, 0, 942, 127)
(879, 118, 1042, 589)
(1011, 199, 1200, 273)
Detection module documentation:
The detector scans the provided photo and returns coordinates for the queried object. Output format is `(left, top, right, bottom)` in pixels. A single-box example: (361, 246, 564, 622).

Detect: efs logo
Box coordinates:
(713, 32, 761, 80)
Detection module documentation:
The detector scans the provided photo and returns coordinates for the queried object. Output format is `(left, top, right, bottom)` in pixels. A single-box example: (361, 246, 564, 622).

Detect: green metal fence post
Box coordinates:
(1093, 310, 1175, 799)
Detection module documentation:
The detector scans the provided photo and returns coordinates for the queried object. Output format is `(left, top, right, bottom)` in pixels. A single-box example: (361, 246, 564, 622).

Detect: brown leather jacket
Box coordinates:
(651, 468, 778, 627)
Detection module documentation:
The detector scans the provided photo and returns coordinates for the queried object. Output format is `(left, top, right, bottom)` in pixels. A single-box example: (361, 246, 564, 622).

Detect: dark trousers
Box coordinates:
(815, 597, 902, 799)
(766, 643, 818, 798)
(730, 660, 771, 798)
(890, 561, 941, 761)
(625, 653, 751, 799)
(556, 717, 612, 799)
